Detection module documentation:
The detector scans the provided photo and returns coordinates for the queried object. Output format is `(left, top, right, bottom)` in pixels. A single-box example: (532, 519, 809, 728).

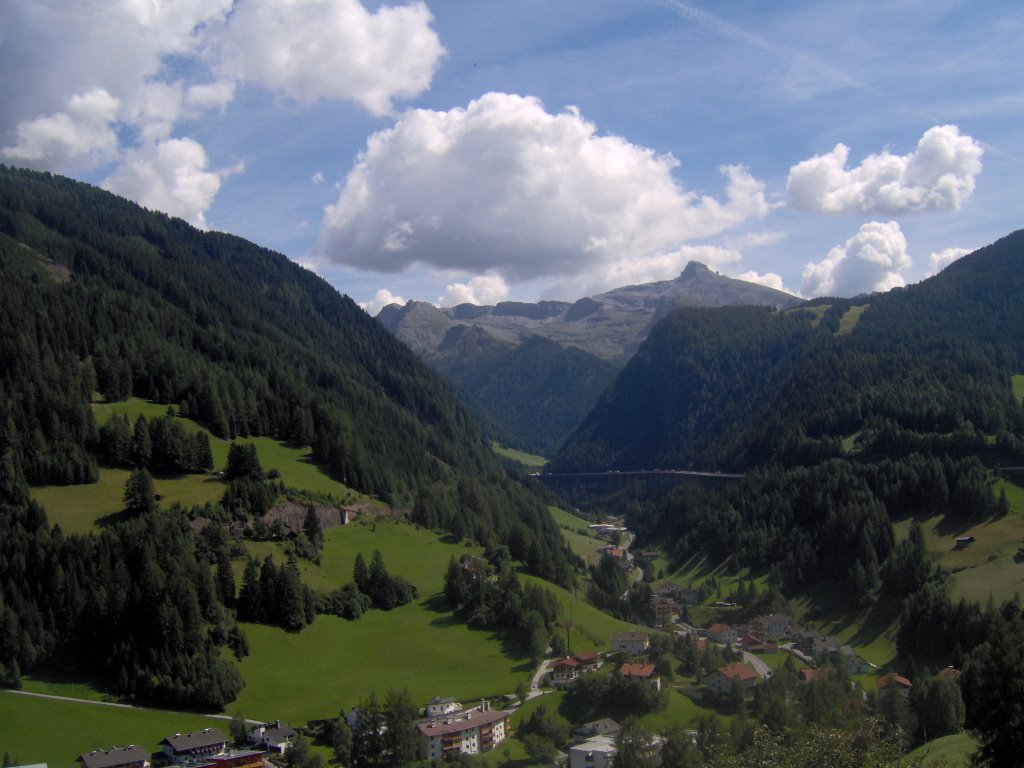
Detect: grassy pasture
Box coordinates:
(836, 304, 869, 335)
(908, 732, 977, 766)
(0, 691, 228, 768)
(1013, 373, 1024, 401)
(550, 507, 609, 566)
(491, 443, 547, 468)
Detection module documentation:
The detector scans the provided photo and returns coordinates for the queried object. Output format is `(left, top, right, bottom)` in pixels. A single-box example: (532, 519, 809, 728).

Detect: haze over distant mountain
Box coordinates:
(376, 263, 801, 456)
(378, 261, 802, 364)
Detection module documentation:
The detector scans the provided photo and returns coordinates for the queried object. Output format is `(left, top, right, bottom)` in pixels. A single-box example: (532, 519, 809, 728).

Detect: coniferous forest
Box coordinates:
(0, 165, 573, 706)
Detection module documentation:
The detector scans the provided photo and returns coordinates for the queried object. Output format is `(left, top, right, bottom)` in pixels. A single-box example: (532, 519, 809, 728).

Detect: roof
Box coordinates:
(78, 746, 148, 768)
(575, 718, 621, 737)
(876, 674, 913, 690)
(611, 631, 648, 642)
(570, 736, 617, 755)
(428, 695, 458, 705)
(574, 651, 600, 663)
(160, 729, 227, 752)
(261, 723, 297, 742)
(938, 666, 961, 681)
(707, 623, 733, 635)
(716, 663, 760, 682)
(620, 662, 656, 678)
(417, 709, 508, 737)
(552, 657, 580, 669)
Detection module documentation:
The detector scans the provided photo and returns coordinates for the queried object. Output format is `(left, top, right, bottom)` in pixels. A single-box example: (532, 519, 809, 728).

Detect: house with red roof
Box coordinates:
(707, 623, 739, 645)
(704, 662, 762, 696)
(619, 662, 661, 691)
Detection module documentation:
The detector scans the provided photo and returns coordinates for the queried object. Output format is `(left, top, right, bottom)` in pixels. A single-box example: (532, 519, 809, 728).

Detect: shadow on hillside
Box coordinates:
(931, 509, 1007, 538)
(420, 594, 531, 671)
(95, 508, 139, 528)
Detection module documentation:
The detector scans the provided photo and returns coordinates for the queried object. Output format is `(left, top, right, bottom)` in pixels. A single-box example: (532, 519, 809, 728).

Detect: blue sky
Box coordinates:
(2, 1, 1021, 312)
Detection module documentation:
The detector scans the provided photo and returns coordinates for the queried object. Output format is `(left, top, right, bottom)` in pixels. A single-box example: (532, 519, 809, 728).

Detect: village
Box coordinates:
(52, 596, 949, 768)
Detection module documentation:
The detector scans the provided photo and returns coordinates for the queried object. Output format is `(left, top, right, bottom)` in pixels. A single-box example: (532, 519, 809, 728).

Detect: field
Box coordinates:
(890, 479, 1024, 604)
(1013, 373, 1024, 401)
(491, 443, 547, 468)
(836, 304, 869, 335)
(0, 691, 229, 768)
(30, 398, 368, 534)
(549, 506, 609, 566)
(908, 732, 977, 766)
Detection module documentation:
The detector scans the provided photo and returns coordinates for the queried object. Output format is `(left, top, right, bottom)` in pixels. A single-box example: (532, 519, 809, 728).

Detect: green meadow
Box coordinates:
(0, 691, 229, 768)
(908, 732, 977, 766)
(1013, 374, 1024, 401)
(550, 506, 609, 566)
(491, 443, 547, 468)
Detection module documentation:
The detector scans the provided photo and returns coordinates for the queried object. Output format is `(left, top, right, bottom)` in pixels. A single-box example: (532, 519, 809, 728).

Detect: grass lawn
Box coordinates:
(520, 574, 644, 654)
(639, 687, 722, 732)
(492, 443, 547, 469)
(908, 732, 977, 766)
(1013, 374, 1024, 401)
(231, 610, 528, 724)
(0, 691, 229, 768)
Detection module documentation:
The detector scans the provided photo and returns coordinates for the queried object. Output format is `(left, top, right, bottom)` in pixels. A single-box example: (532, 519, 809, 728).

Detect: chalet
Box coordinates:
(793, 630, 822, 651)
(572, 718, 621, 742)
(620, 662, 661, 691)
(425, 696, 463, 718)
(875, 673, 913, 698)
(549, 657, 581, 687)
(416, 707, 509, 761)
(248, 720, 297, 753)
(707, 623, 739, 645)
(704, 663, 761, 696)
(573, 651, 603, 672)
(78, 746, 149, 768)
(750, 613, 790, 641)
(160, 729, 227, 763)
(748, 642, 780, 655)
(610, 631, 650, 656)
(569, 735, 616, 768)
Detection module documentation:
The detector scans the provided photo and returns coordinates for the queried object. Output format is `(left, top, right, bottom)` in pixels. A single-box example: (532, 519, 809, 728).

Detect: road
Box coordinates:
(0, 688, 262, 724)
(742, 651, 773, 680)
(528, 658, 554, 700)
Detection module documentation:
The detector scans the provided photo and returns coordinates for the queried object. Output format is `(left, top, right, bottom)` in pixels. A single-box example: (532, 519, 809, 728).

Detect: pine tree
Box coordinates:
(123, 467, 156, 515)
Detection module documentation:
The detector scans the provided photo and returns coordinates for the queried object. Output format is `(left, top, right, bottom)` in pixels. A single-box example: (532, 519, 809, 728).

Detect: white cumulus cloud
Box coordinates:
(926, 246, 972, 277)
(361, 288, 407, 315)
(207, 0, 445, 116)
(317, 92, 770, 291)
(802, 221, 911, 298)
(439, 274, 510, 307)
(736, 270, 788, 292)
(787, 125, 983, 215)
(102, 138, 223, 229)
(1, 88, 121, 167)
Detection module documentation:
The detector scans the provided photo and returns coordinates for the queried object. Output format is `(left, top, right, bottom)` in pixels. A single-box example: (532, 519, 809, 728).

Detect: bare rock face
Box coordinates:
(377, 263, 802, 365)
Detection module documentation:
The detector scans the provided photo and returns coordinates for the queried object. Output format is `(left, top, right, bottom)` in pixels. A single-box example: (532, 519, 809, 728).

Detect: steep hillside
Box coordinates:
(552, 230, 1024, 474)
(0, 166, 574, 708)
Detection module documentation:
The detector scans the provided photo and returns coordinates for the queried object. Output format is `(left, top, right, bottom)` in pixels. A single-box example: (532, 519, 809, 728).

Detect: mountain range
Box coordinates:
(378, 262, 802, 455)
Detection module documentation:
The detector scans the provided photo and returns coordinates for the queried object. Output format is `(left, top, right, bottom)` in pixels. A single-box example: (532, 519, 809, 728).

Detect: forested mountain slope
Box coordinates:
(0, 166, 573, 707)
(552, 229, 1024, 475)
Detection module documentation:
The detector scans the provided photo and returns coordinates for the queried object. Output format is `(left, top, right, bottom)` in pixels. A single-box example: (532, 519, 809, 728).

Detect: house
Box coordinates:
(793, 630, 822, 651)
(416, 707, 509, 761)
(572, 718, 621, 742)
(707, 623, 739, 645)
(704, 663, 761, 696)
(610, 631, 649, 656)
(938, 666, 961, 682)
(653, 598, 680, 624)
(159, 729, 227, 763)
(425, 695, 463, 718)
(620, 662, 661, 691)
(248, 720, 297, 753)
(800, 668, 829, 684)
(750, 613, 791, 641)
(748, 642, 780, 655)
(875, 673, 913, 698)
(568, 735, 617, 768)
(78, 746, 149, 768)
(573, 651, 603, 672)
(550, 657, 581, 687)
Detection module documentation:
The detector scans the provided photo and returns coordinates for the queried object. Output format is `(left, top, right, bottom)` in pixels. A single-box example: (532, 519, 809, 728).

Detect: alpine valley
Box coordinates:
(3, 164, 1024, 768)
